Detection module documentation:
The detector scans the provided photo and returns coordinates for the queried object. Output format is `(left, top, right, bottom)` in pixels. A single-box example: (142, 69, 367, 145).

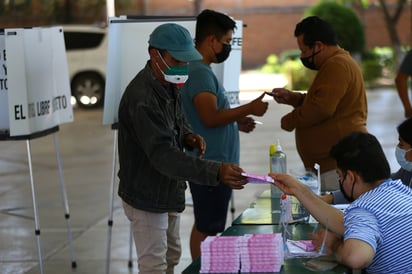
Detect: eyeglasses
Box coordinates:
(338, 172, 347, 186)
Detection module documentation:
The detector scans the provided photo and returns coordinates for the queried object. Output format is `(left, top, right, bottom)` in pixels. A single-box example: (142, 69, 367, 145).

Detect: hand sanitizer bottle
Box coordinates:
(270, 139, 287, 198)
(270, 139, 287, 173)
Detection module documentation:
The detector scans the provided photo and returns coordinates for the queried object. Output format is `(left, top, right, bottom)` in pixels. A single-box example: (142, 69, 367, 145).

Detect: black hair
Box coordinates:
(294, 16, 338, 47)
(397, 117, 412, 146)
(195, 9, 236, 45)
(330, 132, 391, 183)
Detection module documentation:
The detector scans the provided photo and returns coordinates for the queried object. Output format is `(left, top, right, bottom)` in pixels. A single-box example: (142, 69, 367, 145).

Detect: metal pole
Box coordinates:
(106, 0, 115, 18)
(230, 195, 235, 222)
(53, 132, 77, 268)
(26, 139, 44, 274)
(105, 128, 118, 274)
(128, 222, 133, 268)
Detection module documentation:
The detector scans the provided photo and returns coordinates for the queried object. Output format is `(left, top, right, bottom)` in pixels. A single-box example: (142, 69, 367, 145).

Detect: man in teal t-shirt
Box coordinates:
(182, 60, 239, 164)
(181, 9, 268, 259)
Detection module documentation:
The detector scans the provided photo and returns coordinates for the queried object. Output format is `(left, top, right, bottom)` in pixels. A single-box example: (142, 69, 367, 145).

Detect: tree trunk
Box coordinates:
(378, 0, 407, 66)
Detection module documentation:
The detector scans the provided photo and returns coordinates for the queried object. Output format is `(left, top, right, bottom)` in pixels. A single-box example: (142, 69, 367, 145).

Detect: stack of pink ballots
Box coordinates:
(200, 234, 284, 273)
(239, 233, 284, 273)
(200, 235, 241, 273)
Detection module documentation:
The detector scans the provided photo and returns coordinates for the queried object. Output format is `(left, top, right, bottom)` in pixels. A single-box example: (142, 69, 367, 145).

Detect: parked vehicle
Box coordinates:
(63, 24, 107, 108)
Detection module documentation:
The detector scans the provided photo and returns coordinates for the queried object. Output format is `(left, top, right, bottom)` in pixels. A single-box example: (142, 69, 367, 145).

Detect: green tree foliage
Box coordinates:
(361, 46, 395, 87)
(281, 59, 317, 90)
(0, 0, 31, 16)
(260, 54, 282, 74)
(305, 1, 365, 53)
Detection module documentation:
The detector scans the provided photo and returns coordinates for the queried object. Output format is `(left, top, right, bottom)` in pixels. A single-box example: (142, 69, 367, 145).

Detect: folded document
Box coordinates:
(286, 239, 319, 257)
(242, 172, 274, 184)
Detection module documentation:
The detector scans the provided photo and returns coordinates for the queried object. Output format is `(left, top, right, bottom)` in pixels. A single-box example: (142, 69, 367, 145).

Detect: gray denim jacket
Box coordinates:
(117, 62, 221, 213)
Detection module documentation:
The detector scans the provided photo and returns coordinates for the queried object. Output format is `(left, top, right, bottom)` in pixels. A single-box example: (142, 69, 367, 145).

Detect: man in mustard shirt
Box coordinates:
(271, 16, 367, 191)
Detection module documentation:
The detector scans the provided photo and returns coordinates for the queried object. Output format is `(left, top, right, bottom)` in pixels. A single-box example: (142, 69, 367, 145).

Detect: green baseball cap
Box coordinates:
(149, 23, 202, 62)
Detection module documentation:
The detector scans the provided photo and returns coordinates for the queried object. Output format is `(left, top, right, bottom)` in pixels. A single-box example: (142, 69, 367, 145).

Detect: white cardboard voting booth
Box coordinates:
(102, 16, 242, 125)
(0, 27, 76, 274)
(102, 16, 243, 273)
(0, 27, 73, 137)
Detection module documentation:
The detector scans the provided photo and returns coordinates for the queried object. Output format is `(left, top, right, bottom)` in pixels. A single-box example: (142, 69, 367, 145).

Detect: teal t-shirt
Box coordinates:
(181, 60, 240, 165)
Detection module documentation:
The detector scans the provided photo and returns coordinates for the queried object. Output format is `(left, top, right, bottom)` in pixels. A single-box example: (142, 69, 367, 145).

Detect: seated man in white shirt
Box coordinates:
(270, 132, 412, 273)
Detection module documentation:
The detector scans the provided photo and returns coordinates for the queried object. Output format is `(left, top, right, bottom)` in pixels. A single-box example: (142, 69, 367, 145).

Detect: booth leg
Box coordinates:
(53, 133, 77, 268)
(128, 222, 133, 268)
(26, 140, 44, 274)
(230, 194, 235, 222)
(106, 129, 118, 274)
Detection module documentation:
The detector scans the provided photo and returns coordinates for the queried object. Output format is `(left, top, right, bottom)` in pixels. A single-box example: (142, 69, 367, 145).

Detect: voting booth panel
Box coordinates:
(0, 27, 73, 137)
(102, 16, 243, 125)
(0, 27, 76, 273)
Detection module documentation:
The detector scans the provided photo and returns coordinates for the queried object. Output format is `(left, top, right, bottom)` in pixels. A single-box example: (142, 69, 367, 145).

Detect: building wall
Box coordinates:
(232, 5, 411, 68)
(122, 1, 411, 68)
(232, 10, 305, 68)
(0, 1, 410, 69)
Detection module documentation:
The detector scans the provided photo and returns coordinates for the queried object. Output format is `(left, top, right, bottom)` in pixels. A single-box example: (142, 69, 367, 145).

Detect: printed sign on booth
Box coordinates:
(0, 32, 10, 132)
(3, 27, 73, 137)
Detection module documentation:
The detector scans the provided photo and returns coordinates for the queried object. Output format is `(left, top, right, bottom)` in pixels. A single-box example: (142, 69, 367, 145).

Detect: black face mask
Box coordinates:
(339, 178, 355, 203)
(300, 48, 320, 70)
(215, 43, 231, 63)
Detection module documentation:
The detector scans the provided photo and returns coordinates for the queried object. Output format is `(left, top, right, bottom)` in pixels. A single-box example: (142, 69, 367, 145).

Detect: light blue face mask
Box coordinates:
(395, 146, 412, 171)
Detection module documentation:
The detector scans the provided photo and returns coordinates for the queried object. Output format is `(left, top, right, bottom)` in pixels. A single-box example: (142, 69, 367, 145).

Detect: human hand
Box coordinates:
(219, 163, 248, 189)
(320, 193, 334, 204)
(237, 116, 256, 133)
(271, 88, 291, 104)
(249, 93, 268, 116)
(309, 229, 341, 255)
(268, 173, 302, 196)
(185, 133, 206, 158)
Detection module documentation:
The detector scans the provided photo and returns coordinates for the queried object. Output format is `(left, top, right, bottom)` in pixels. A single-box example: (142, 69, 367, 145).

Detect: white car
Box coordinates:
(63, 25, 107, 108)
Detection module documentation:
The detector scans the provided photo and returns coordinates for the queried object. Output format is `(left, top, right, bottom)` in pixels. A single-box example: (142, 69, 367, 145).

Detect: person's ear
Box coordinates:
(405, 146, 412, 162)
(207, 34, 219, 46)
(346, 170, 356, 184)
(314, 41, 323, 51)
(149, 48, 158, 59)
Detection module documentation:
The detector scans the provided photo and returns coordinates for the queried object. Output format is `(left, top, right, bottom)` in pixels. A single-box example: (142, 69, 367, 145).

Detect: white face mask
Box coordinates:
(160, 69, 189, 85)
(395, 146, 412, 171)
(156, 51, 188, 85)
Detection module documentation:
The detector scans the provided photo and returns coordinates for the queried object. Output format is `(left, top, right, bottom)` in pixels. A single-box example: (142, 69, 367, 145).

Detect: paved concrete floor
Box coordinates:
(0, 81, 405, 274)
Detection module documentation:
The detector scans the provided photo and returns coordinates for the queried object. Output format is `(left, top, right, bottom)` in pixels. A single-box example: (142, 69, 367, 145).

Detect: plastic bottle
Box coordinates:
(280, 193, 293, 223)
(269, 139, 287, 198)
(270, 139, 287, 173)
(269, 144, 277, 172)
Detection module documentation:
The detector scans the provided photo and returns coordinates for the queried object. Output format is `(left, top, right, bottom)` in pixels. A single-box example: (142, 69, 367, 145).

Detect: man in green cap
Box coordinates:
(117, 23, 247, 273)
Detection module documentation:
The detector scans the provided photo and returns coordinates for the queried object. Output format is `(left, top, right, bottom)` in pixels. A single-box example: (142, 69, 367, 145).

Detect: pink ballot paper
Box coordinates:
(242, 172, 274, 184)
(289, 240, 316, 251)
